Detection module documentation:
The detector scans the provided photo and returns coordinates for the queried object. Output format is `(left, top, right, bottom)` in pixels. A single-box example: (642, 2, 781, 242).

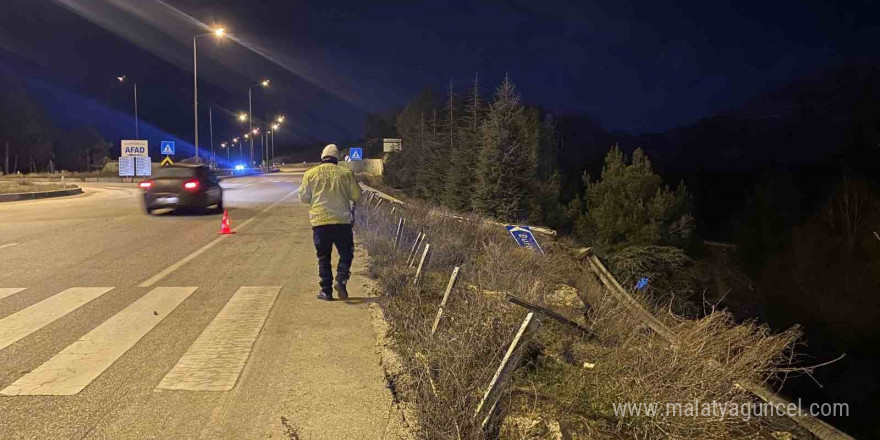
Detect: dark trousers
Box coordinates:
(312, 224, 354, 294)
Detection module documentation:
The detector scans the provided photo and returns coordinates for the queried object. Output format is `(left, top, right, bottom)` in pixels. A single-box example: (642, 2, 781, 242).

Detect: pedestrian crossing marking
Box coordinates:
(0, 287, 114, 352)
(156, 286, 281, 391)
(0, 288, 26, 301)
(2, 287, 197, 396)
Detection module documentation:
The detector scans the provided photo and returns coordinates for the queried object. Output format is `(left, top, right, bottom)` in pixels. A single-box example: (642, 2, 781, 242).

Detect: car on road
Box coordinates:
(139, 164, 223, 214)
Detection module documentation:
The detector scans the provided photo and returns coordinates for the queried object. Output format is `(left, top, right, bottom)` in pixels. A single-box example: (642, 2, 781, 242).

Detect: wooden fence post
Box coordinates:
(413, 243, 431, 286)
(431, 266, 460, 335)
(475, 312, 541, 429)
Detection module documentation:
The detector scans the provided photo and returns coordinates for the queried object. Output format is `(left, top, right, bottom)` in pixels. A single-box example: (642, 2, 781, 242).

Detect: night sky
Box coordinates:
(1, 0, 878, 152)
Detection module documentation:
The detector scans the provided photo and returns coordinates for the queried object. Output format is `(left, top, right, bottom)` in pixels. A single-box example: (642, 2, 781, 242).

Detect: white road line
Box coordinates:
(138, 188, 298, 288)
(0, 288, 26, 301)
(0, 243, 19, 250)
(156, 286, 281, 391)
(1, 287, 198, 396)
(0, 287, 114, 352)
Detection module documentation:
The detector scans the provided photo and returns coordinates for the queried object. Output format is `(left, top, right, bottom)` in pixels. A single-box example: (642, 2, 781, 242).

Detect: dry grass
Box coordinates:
(355, 196, 803, 440)
(0, 180, 72, 194)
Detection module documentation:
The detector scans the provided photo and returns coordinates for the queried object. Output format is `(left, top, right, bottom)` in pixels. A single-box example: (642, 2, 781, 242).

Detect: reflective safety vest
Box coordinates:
(299, 162, 362, 226)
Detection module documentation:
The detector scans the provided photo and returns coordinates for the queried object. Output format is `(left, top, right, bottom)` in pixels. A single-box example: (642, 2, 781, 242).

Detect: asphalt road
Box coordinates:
(0, 172, 403, 439)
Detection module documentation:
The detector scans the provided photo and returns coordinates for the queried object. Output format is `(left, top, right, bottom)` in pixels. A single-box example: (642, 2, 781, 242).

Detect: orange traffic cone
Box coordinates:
(218, 210, 235, 234)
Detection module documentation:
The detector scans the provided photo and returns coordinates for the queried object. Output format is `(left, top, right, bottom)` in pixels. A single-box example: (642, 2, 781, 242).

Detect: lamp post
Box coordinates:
(193, 27, 225, 163)
(248, 79, 269, 166)
(221, 142, 229, 165)
(271, 123, 279, 166)
(209, 107, 214, 167)
(116, 76, 138, 139)
(243, 133, 250, 166)
(232, 137, 240, 165)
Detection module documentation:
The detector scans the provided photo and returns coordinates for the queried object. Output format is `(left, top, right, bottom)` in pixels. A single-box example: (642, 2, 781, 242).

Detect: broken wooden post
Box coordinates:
(431, 266, 460, 335)
(475, 312, 541, 429)
(408, 233, 425, 268)
(394, 218, 406, 249)
(413, 243, 431, 286)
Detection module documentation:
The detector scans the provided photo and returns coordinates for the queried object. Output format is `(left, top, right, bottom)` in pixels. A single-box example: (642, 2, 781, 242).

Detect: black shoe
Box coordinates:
(335, 282, 349, 300)
(316, 292, 333, 301)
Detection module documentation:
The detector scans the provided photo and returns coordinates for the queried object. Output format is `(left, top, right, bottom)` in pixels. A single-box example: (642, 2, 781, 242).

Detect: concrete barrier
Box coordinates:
(0, 187, 83, 203)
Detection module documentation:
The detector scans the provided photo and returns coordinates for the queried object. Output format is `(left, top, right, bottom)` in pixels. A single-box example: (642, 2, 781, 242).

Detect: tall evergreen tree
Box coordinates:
(444, 74, 482, 211)
(386, 89, 433, 192)
(473, 75, 539, 221)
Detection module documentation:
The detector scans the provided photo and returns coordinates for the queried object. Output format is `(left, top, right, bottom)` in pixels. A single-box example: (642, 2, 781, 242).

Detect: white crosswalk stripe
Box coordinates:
(156, 286, 280, 391)
(2, 287, 197, 396)
(0, 287, 114, 352)
(0, 288, 26, 301)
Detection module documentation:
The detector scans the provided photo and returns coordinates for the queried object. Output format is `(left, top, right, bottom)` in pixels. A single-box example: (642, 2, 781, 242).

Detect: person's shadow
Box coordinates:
(341, 296, 380, 305)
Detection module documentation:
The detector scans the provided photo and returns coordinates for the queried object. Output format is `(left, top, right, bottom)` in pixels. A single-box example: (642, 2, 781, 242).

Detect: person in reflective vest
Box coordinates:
(299, 144, 362, 301)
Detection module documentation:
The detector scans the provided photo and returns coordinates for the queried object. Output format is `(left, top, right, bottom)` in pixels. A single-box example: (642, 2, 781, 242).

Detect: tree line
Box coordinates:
(0, 73, 110, 174)
(380, 74, 692, 254)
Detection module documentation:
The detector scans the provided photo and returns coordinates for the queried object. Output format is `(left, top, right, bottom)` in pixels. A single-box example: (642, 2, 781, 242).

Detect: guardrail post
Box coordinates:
(413, 243, 431, 286)
(407, 232, 425, 267)
(475, 312, 541, 429)
(431, 266, 460, 335)
(394, 218, 405, 249)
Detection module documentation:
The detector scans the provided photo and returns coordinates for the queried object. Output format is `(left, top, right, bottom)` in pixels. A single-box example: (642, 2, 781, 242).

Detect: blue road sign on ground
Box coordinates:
(160, 141, 175, 155)
(349, 147, 363, 161)
(506, 225, 544, 254)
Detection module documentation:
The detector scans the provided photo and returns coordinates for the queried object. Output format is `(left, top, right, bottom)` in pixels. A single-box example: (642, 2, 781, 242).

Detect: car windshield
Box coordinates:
(155, 168, 197, 178)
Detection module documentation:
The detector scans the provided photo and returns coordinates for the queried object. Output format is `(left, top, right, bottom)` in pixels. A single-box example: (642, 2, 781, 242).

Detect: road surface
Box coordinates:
(0, 172, 403, 439)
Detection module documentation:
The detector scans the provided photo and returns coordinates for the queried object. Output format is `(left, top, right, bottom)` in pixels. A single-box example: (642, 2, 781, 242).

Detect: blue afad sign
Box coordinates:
(349, 147, 363, 161)
(160, 141, 176, 155)
(506, 225, 544, 254)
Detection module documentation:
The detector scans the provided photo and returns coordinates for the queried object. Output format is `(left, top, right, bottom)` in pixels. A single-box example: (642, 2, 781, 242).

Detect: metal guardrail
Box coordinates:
(359, 183, 558, 237)
(578, 247, 855, 440)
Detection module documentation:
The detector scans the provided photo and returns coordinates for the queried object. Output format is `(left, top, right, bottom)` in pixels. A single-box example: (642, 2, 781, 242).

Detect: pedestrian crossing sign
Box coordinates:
(160, 141, 175, 155)
(160, 156, 174, 167)
(349, 147, 362, 161)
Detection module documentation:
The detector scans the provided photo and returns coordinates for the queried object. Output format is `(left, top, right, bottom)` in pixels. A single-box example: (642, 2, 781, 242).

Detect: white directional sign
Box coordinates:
(383, 138, 402, 153)
(135, 157, 152, 176)
(118, 157, 135, 177)
(121, 140, 148, 157)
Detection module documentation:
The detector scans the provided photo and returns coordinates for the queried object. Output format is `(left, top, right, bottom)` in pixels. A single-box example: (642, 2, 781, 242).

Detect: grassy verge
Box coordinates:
(0, 180, 73, 194)
(355, 196, 803, 439)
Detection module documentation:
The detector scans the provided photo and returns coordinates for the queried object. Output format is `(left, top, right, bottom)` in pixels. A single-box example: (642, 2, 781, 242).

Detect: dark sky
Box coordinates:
(1, 0, 878, 154)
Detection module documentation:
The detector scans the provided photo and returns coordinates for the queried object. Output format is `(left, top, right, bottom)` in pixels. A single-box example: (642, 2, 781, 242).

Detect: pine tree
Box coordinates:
(387, 89, 433, 193)
(443, 74, 482, 211)
(473, 75, 538, 221)
(572, 146, 694, 252)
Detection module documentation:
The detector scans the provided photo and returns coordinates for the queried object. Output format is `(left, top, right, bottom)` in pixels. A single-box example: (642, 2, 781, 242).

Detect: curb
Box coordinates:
(0, 187, 84, 203)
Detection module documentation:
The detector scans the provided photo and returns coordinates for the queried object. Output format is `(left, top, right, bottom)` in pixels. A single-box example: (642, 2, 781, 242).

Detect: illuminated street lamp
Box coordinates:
(238, 113, 247, 122)
(248, 79, 269, 165)
(116, 75, 138, 139)
(193, 26, 226, 162)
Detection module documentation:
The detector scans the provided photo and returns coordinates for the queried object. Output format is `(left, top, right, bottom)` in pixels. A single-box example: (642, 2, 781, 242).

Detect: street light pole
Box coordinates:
(193, 35, 198, 162)
(117, 76, 138, 139)
(248, 87, 252, 165)
(133, 82, 139, 140)
(209, 107, 214, 167)
(193, 28, 225, 163)
(247, 80, 269, 167)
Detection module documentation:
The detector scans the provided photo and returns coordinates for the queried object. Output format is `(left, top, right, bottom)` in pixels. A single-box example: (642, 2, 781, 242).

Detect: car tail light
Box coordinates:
(138, 181, 152, 189)
(183, 179, 199, 191)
